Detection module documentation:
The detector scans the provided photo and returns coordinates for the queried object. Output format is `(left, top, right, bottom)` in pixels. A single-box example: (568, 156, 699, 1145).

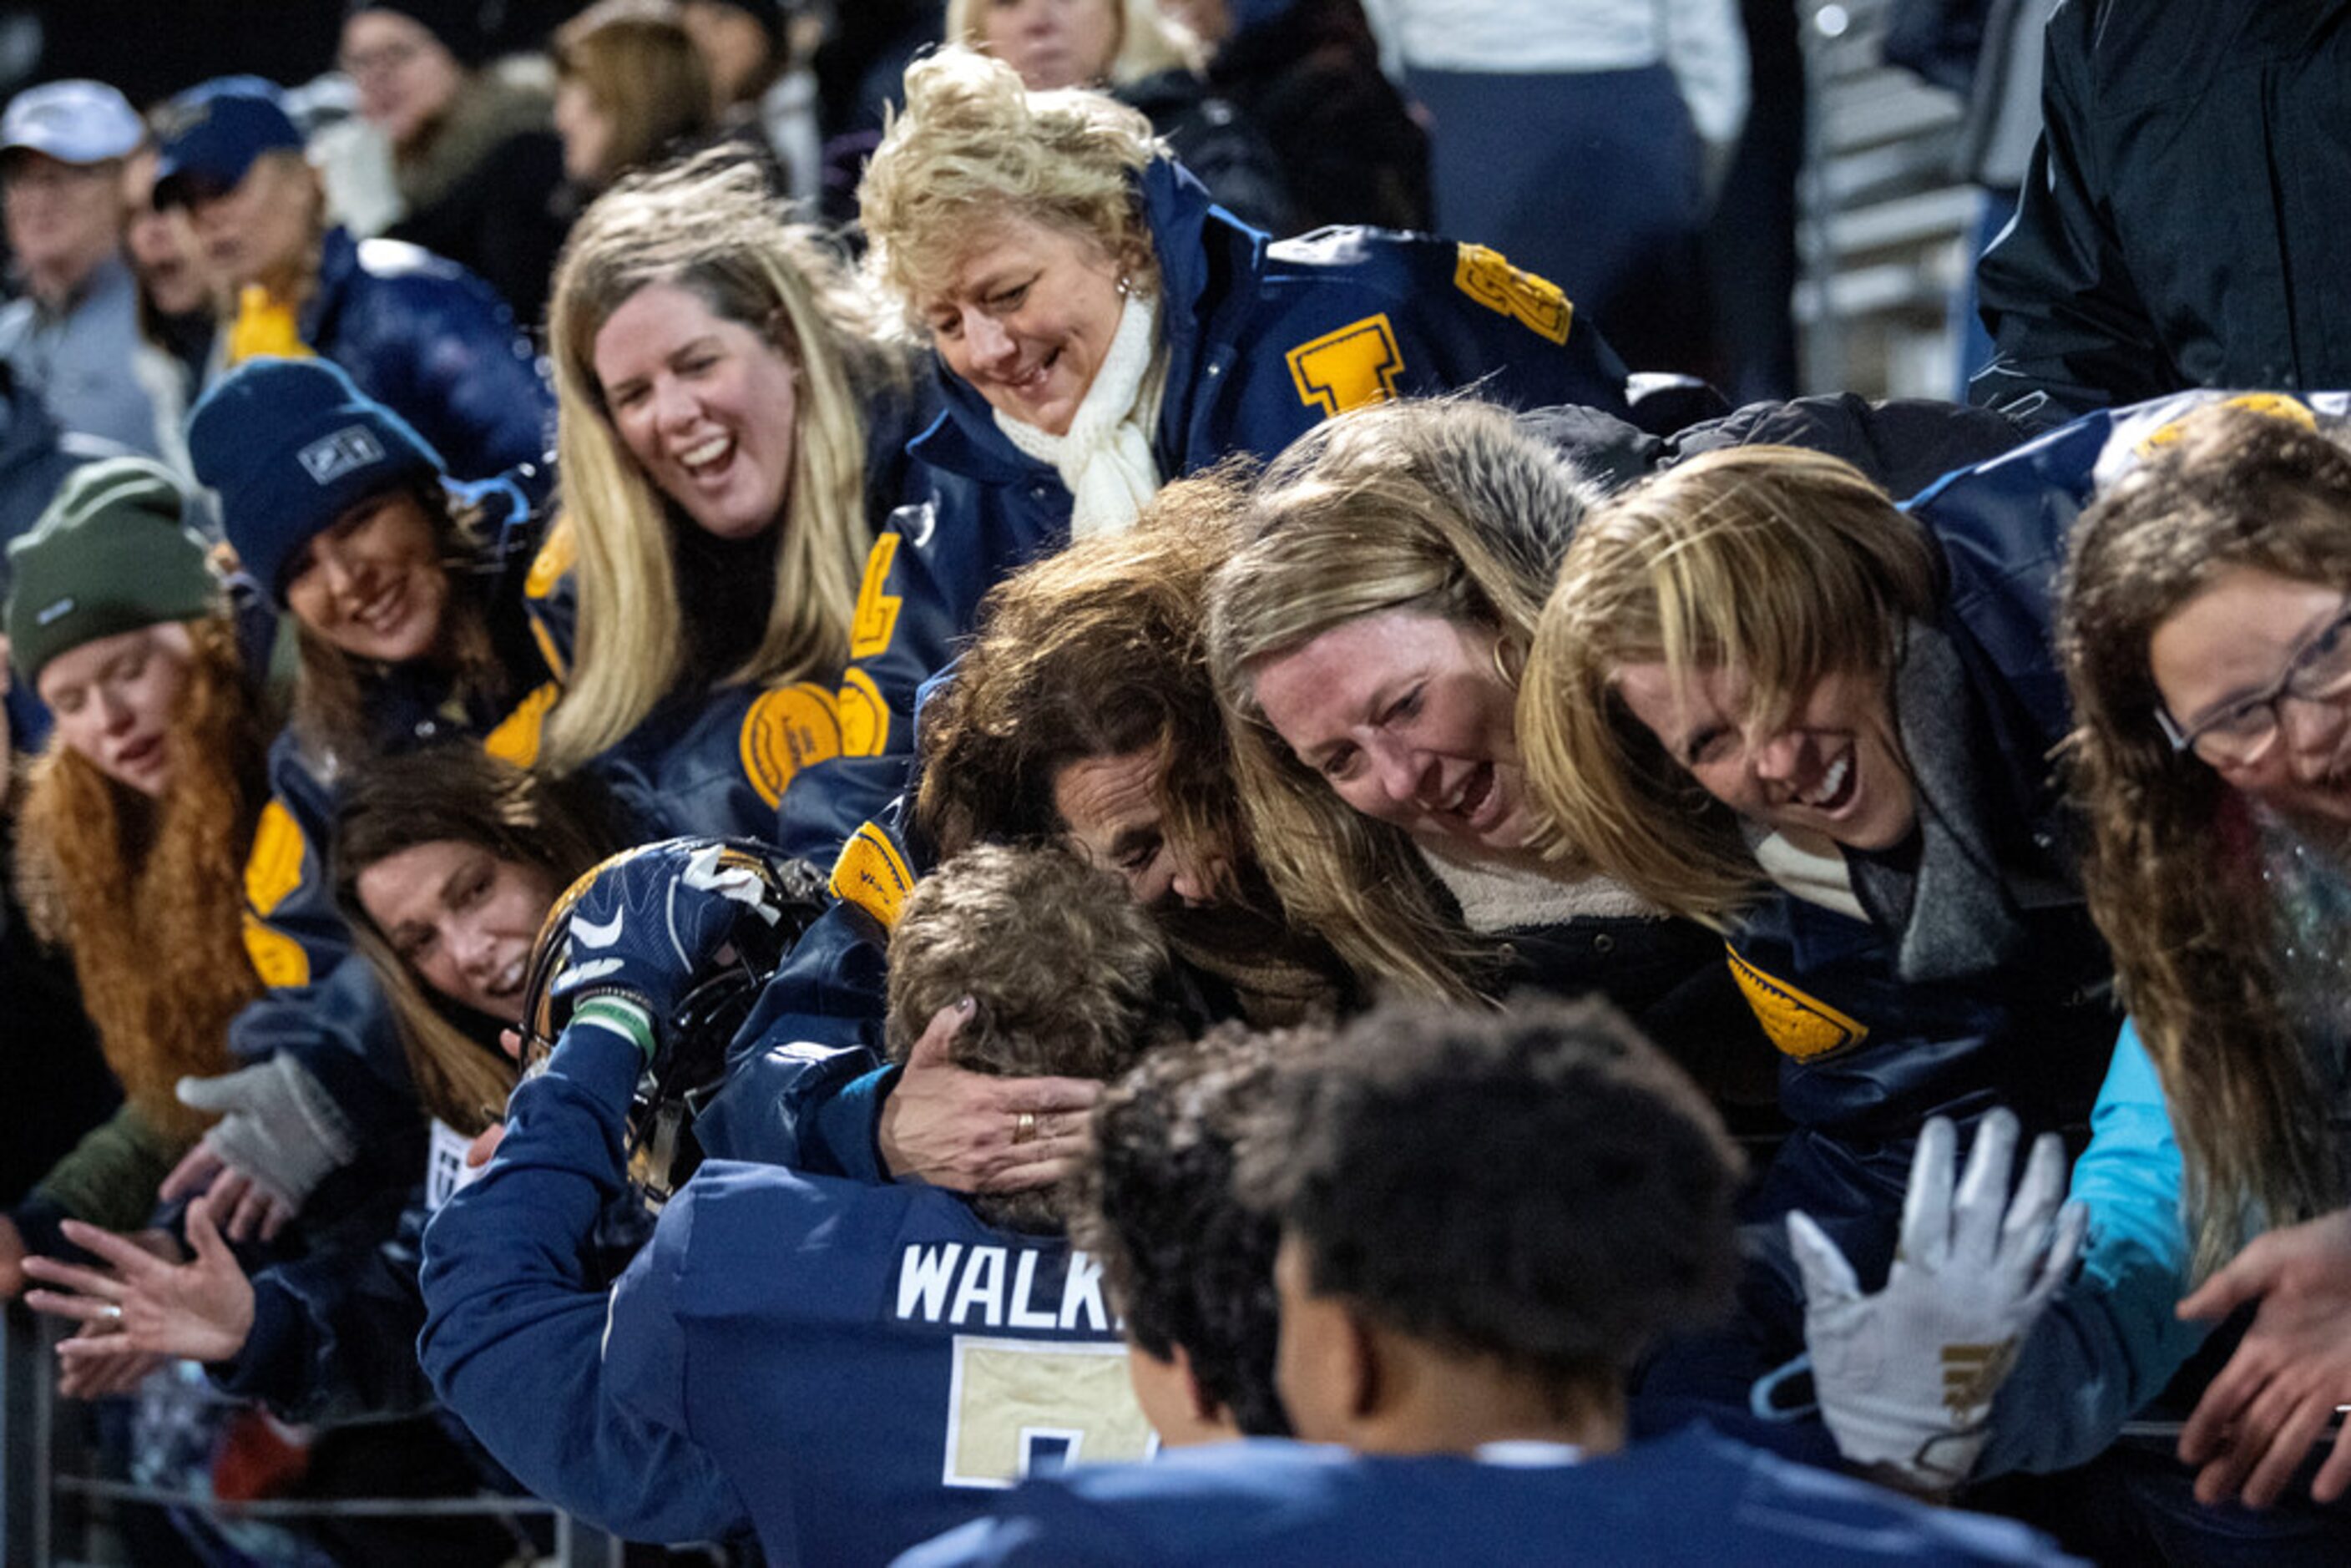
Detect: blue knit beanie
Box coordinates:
(187, 357, 445, 604)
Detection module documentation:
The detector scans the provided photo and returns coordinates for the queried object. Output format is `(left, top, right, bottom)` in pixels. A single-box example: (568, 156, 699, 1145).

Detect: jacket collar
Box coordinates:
(299, 225, 360, 343)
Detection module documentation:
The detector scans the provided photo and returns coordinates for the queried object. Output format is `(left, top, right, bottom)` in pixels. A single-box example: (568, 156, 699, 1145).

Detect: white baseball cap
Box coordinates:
(1, 79, 144, 166)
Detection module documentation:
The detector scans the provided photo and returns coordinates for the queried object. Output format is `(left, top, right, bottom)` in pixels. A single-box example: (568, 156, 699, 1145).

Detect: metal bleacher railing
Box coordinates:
(3, 1301, 623, 1568)
(1797, 0, 1979, 402)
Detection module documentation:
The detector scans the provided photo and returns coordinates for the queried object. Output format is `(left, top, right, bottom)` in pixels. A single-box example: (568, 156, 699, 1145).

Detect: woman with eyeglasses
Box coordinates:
(2059, 401, 2351, 1520)
(341, 2, 571, 328)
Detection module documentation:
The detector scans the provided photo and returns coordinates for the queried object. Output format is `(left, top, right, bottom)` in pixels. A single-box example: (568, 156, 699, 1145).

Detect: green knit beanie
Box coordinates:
(6, 458, 217, 690)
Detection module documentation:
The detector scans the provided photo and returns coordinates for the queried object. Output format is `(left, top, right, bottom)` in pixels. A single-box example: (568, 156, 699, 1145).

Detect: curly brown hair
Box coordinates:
(1236, 996, 1742, 1405)
(1073, 1020, 1311, 1438)
(2061, 404, 2351, 1275)
(14, 616, 270, 1142)
(886, 842, 1182, 1232)
(913, 470, 1247, 887)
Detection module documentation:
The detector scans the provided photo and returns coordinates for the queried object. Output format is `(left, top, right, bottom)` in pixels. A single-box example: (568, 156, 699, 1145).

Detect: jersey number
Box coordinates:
(941, 1336, 1157, 1488)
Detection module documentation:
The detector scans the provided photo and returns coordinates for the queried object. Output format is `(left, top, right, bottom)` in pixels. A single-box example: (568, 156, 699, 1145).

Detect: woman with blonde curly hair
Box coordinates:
(0, 459, 271, 1304)
(786, 42, 1640, 862)
(537, 147, 923, 838)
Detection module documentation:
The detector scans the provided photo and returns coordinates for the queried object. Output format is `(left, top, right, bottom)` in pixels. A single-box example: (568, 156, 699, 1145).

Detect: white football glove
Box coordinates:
(1788, 1109, 2087, 1489)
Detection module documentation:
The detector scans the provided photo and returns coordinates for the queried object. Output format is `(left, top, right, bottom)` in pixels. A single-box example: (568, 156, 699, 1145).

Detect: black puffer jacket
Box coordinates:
(1969, 0, 2351, 431)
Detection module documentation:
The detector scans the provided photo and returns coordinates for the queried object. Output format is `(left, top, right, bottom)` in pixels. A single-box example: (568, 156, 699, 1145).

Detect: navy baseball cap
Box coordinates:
(0, 79, 143, 166)
(153, 77, 304, 208)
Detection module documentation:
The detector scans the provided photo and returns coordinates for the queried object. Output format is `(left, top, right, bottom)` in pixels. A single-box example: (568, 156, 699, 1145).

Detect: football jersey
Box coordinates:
(893, 1425, 2080, 1566)
(604, 1158, 1155, 1565)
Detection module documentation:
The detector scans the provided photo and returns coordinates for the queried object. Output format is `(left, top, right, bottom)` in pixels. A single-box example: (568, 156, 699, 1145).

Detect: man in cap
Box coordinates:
(150, 75, 552, 482)
(0, 78, 170, 460)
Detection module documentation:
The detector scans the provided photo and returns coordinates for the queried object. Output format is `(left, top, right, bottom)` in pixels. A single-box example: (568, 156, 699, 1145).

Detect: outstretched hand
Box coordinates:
(877, 999, 1102, 1193)
(157, 1144, 300, 1243)
(1790, 1110, 2086, 1490)
(23, 1195, 257, 1374)
(160, 1054, 356, 1241)
(2176, 1208, 2351, 1509)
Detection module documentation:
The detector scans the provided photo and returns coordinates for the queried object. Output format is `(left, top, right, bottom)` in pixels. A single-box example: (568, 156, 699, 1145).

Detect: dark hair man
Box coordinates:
(901, 999, 2077, 1566)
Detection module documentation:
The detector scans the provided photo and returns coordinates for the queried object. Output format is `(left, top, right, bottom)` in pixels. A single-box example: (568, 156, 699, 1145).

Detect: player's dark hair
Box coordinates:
(887, 842, 1186, 1230)
(1240, 997, 1743, 1401)
(1075, 1024, 1308, 1438)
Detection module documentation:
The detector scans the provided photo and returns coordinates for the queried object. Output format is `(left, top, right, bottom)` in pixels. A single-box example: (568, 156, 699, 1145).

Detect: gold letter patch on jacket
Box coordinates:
(483, 680, 562, 768)
(1453, 244, 1573, 344)
(1287, 315, 1403, 417)
(850, 534, 902, 660)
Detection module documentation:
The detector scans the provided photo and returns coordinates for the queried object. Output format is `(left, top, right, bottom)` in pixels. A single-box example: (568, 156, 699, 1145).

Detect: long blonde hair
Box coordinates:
(541, 148, 901, 773)
(1205, 399, 1598, 1002)
(14, 616, 270, 1142)
(1521, 446, 1939, 926)
(2061, 406, 2351, 1276)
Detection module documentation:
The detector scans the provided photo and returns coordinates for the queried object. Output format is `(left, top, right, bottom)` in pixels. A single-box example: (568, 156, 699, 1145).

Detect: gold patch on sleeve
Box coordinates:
(828, 820, 917, 933)
(1727, 947, 1868, 1061)
(836, 667, 891, 759)
(524, 513, 578, 600)
(483, 680, 563, 768)
(241, 913, 311, 990)
(244, 800, 307, 917)
(740, 681, 844, 808)
(1286, 314, 1405, 417)
(1452, 243, 1573, 344)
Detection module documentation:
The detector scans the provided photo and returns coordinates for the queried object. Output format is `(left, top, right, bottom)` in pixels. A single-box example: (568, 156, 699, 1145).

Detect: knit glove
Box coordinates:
(176, 1054, 358, 1215)
(1789, 1110, 2087, 1490)
(225, 285, 311, 366)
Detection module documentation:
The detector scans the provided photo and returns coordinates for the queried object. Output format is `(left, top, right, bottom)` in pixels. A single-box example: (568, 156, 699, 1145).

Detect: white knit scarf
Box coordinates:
(991, 289, 1164, 538)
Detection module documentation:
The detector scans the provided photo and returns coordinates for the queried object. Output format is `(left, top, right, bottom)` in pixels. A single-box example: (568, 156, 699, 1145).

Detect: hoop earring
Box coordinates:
(1492, 637, 1522, 690)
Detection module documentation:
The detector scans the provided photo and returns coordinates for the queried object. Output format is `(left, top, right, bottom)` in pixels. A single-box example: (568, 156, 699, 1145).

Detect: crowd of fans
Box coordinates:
(1, 2, 2348, 1564)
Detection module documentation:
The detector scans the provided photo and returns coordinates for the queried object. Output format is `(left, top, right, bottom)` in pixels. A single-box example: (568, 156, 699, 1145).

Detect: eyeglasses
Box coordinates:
(2156, 599, 2351, 766)
(338, 38, 426, 81)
